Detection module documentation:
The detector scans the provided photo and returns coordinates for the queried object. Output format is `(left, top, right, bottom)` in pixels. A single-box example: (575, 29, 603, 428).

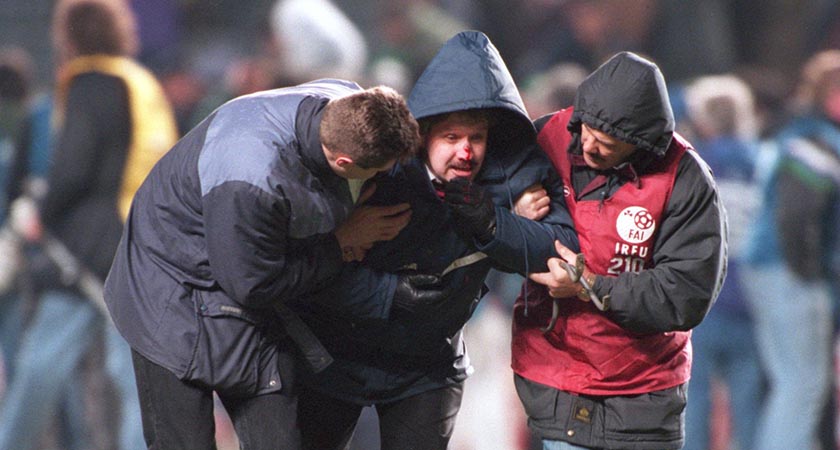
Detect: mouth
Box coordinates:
(449, 166, 473, 177)
(584, 153, 605, 167)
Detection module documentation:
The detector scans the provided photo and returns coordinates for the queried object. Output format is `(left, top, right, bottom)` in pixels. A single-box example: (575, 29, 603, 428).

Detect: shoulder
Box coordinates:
(663, 149, 724, 223)
(676, 149, 716, 190)
(67, 72, 127, 107)
(534, 109, 573, 134)
(69, 71, 125, 94)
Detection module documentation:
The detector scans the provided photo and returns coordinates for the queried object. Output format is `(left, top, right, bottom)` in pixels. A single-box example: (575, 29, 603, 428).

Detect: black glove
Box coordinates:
(391, 271, 450, 319)
(442, 177, 496, 243)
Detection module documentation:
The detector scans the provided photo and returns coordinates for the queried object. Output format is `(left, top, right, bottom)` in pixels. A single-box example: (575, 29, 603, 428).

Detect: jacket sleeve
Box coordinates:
(595, 151, 727, 334)
(477, 146, 579, 273)
(301, 263, 398, 321)
(202, 181, 344, 309)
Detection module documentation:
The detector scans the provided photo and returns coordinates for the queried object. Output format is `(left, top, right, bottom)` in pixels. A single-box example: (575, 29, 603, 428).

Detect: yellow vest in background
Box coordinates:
(56, 55, 179, 222)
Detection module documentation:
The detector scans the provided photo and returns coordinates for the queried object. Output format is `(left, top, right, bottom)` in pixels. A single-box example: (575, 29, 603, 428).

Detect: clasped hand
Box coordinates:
(529, 240, 592, 300)
(334, 184, 412, 262)
(514, 183, 550, 220)
(442, 177, 496, 243)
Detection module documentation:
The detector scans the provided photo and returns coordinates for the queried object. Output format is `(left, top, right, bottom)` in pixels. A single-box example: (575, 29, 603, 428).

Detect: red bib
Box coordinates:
(512, 109, 691, 395)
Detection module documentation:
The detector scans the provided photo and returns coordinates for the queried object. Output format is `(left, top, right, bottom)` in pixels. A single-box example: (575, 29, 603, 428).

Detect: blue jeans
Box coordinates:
(0, 289, 145, 450)
(107, 323, 146, 450)
(543, 439, 594, 449)
(0, 291, 23, 381)
(684, 308, 762, 450)
(743, 263, 833, 450)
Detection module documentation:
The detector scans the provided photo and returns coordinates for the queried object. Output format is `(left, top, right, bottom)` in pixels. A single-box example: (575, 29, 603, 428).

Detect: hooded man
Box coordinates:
(513, 52, 727, 450)
(292, 30, 578, 450)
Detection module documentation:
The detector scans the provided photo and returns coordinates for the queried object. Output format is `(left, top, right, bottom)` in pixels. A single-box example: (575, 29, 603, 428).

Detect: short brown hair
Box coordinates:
(320, 86, 420, 168)
(53, 0, 139, 62)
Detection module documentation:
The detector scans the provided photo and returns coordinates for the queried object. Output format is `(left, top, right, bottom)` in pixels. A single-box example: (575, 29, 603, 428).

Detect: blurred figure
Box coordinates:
(499, 0, 657, 80)
(743, 49, 840, 450)
(0, 46, 34, 396)
(3, 88, 93, 450)
(680, 74, 764, 450)
(0, 1, 178, 450)
(270, 0, 368, 84)
(365, 0, 469, 87)
(523, 61, 588, 120)
(186, 56, 283, 131)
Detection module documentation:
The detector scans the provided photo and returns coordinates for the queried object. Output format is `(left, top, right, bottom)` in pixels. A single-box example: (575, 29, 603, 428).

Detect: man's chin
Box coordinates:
(583, 156, 606, 170)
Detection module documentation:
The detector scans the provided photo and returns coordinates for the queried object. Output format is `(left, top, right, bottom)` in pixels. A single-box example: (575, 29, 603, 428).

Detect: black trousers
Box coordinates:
(131, 349, 301, 450)
(298, 382, 464, 450)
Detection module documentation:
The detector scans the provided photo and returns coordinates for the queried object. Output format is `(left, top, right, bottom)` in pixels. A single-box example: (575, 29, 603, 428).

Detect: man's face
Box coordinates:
(425, 115, 488, 181)
(580, 123, 637, 170)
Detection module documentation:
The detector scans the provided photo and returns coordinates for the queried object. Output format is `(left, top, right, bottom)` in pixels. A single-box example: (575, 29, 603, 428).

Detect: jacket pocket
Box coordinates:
(187, 290, 283, 398)
(514, 374, 559, 421)
(602, 384, 686, 446)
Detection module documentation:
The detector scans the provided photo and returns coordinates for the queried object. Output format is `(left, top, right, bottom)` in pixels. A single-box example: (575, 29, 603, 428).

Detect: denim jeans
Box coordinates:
(0, 290, 98, 450)
(542, 439, 594, 450)
(743, 263, 833, 450)
(684, 309, 762, 450)
(0, 291, 23, 382)
(0, 289, 145, 450)
(107, 324, 146, 450)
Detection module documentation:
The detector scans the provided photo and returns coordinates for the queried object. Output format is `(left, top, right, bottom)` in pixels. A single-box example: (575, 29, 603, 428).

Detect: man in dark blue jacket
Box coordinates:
(103, 81, 421, 450)
(293, 31, 579, 450)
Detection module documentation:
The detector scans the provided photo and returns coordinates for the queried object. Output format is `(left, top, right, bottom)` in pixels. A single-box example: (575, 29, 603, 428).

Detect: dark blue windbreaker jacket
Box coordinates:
(104, 80, 361, 397)
(291, 31, 578, 404)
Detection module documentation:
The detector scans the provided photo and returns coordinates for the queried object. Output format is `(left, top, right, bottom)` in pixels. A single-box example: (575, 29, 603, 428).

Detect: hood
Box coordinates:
(408, 30, 535, 163)
(569, 51, 674, 157)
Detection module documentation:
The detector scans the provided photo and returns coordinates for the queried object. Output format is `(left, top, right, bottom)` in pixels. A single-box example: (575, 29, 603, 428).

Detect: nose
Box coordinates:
(582, 135, 600, 156)
(458, 140, 472, 161)
(580, 133, 593, 152)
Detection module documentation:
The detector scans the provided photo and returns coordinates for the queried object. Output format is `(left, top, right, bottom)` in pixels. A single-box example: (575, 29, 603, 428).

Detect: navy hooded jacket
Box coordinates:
(292, 31, 578, 404)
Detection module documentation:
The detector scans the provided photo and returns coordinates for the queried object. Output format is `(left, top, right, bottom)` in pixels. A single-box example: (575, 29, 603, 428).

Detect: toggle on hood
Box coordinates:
(568, 51, 675, 158)
(407, 30, 536, 172)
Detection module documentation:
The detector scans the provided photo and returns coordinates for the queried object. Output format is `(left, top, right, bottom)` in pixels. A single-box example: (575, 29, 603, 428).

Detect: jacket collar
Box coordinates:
(295, 96, 336, 179)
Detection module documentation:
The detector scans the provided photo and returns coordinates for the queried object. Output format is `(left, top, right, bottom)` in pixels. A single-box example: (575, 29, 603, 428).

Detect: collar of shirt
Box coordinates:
(426, 165, 446, 198)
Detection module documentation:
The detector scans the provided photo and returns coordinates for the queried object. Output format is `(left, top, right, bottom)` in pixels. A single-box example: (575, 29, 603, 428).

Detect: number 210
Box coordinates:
(607, 256, 645, 275)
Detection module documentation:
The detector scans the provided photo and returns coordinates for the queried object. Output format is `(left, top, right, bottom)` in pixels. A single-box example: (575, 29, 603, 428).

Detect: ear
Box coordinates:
(335, 155, 354, 167)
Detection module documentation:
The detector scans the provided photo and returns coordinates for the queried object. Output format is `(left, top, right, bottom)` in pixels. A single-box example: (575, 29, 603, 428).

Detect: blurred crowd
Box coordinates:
(1, 0, 840, 449)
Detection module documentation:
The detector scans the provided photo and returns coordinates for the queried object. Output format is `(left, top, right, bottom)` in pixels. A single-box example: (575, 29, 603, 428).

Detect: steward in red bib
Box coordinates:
(512, 52, 727, 450)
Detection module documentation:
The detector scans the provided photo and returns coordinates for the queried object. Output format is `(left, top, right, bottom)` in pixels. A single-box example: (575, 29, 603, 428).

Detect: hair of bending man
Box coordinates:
(321, 85, 421, 169)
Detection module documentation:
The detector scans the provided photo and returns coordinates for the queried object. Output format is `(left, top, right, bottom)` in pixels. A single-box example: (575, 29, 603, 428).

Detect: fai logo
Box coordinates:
(616, 206, 655, 244)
